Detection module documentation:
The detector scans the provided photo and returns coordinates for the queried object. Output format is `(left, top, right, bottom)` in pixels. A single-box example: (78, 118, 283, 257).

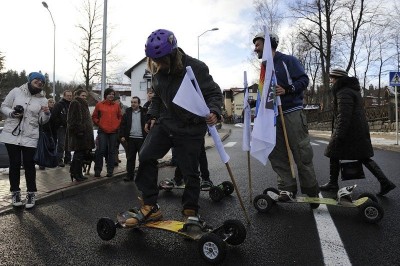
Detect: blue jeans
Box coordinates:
(94, 130, 118, 174)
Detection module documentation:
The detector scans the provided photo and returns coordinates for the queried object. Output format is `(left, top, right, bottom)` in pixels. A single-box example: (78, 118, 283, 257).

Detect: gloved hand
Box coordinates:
(283, 84, 296, 95)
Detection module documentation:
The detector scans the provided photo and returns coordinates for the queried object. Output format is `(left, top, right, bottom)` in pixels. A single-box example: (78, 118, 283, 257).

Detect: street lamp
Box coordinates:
(197, 28, 219, 59)
(42, 1, 56, 100)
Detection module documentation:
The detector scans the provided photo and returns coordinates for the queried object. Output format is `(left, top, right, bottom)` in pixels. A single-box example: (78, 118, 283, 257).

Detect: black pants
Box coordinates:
(126, 137, 144, 179)
(135, 124, 203, 211)
(5, 144, 37, 192)
(175, 138, 209, 182)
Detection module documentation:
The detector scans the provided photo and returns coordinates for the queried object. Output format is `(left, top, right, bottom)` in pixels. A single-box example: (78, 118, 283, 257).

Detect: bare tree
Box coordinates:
(75, 0, 120, 91)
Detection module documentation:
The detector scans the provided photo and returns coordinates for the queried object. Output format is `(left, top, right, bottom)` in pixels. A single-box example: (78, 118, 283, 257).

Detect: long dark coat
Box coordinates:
(324, 77, 374, 159)
(66, 97, 95, 151)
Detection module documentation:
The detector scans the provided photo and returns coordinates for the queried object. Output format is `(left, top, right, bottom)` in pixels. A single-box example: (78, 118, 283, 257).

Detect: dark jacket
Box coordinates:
(119, 106, 147, 139)
(324, 76, 374, 159)
(274, 51, 309, 113)
(51, 98, 70, 129)
(66, 97, 95, 151)
(148, 48, 223, 137)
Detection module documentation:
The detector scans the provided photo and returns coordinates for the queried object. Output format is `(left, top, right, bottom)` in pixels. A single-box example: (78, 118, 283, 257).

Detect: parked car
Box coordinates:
(0, 127, 10, 168)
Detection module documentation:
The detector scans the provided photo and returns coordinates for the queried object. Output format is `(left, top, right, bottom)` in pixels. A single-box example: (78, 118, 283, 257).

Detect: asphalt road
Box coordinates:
(0, 124, 399, 265)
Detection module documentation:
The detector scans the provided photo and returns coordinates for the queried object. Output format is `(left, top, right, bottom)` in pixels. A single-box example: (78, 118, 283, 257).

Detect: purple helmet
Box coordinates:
(145, 29, 178, 59)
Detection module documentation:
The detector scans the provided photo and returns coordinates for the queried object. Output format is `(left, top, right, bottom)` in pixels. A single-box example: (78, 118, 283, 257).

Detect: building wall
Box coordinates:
(128, 60, 150, 104)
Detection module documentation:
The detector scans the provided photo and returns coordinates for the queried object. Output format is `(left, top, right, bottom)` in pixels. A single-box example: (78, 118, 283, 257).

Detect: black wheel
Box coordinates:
(358, 199, 384, 224)
(223, 219, 246, 246)
(253, 194, 274, 213)
(221, 181, 234, 196)
(198, 233, 227, 264)
(209, 186, 224, 202)
(97, 217, 116, 241)
(357, 192, 378, 203)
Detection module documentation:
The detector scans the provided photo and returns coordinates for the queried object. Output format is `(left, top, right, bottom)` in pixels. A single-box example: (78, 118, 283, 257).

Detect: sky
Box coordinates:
(0, 0, 261, 90)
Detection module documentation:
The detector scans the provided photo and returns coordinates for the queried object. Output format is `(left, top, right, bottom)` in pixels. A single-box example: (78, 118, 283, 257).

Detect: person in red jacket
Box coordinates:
(92, 88, 122, 177)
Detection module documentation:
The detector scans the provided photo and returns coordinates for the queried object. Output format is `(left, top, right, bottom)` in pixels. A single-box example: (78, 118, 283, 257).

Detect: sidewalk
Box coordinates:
(309, 130, 400, 153)
(0, 128, 231, 215)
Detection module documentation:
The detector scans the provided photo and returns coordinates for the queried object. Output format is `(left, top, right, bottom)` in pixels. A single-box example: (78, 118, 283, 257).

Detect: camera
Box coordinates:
(13, 105, 24, 114)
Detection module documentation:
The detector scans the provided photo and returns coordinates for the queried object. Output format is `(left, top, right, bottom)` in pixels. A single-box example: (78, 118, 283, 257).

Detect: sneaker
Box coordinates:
(106, 173, 113, 177)
(182, 209, 205, 231)
(25, 192, 36, 209)
(200, 179, 214, 190)
(12, 191, 23, 207)
(94, 171, 101, 178)
(159, 178, 183, 189)
(277, 191, 295, 202)
(125, 204, 162, 226)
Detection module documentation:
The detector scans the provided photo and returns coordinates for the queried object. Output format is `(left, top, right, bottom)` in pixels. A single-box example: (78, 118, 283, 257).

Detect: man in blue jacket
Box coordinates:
(252, 32, 319, 203)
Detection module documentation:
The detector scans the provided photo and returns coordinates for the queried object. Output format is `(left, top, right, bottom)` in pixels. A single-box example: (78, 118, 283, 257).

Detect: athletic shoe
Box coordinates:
(12, 191, 23, 207)
(200, 179, 214, 190)
(277, 191, 295, 202)
(125, 204, 162, 226)
(25, 192, 36, 209)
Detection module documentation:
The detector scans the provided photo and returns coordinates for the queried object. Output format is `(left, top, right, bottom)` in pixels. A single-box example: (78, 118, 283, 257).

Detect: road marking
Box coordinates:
(313, 199, 351, 265)
(315, 140, 330, 145)
(311, 142, 319, 146)
(224, 142, 236, 147)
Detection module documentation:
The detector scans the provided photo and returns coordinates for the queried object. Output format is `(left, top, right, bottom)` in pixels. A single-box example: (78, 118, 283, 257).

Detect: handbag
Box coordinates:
(340, 161, 365, 181)
(34, 122, 59, 168)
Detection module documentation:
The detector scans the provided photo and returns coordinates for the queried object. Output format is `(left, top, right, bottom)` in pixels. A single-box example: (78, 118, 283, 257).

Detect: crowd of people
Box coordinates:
(0, 29, 395, 227)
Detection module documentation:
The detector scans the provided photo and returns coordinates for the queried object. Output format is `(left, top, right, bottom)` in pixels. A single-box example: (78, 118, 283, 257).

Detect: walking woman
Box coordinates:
(66, 87, 95, 181)
(0, 72, 50, 208)
(320, 68, 396, 196)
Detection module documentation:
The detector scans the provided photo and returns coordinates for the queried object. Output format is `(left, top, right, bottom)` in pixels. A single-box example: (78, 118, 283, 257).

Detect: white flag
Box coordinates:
(242, 71, 251, 152)
(250, 26, 279, 165)
(173, 67, 230, 163)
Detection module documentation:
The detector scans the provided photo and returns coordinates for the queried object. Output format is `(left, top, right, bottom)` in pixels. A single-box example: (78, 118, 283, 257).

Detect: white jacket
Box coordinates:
(0, 83, 50, 148)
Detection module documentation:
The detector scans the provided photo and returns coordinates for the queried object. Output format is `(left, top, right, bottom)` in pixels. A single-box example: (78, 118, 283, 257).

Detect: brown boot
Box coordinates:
(125, 204, 162, 226)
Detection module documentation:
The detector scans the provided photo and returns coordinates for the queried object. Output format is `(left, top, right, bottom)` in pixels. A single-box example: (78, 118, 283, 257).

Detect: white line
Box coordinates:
(311, 142, 319, 146)
(224, 142, 236, 147)
(313, 198, 352, 265)
(315, 140, 330, 145)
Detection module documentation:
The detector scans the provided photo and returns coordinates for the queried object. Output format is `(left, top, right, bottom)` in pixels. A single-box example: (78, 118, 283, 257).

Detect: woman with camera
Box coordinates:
(0, 72, 50, 209)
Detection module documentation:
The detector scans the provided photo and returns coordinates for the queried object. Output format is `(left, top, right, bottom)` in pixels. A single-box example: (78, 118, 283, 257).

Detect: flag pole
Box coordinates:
(278, 105, 296, 178)
(225, 162, 251, 224)
(247, 151, 253, 203)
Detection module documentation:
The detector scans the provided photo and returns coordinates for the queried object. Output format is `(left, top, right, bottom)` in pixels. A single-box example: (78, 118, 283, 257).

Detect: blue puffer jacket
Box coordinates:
(274, 51, 309, 113)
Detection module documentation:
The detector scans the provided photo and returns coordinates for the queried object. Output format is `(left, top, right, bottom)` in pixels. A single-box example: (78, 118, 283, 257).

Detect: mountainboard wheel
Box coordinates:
(221, 181, 234, 196)
(358, 199, 384, 224)
(198, 233, 227, 264)
(222, 219, 246, 245)
(209, 186, 224, 202)
(97, 217, 116, 241)
(253, 194, 274, 213)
